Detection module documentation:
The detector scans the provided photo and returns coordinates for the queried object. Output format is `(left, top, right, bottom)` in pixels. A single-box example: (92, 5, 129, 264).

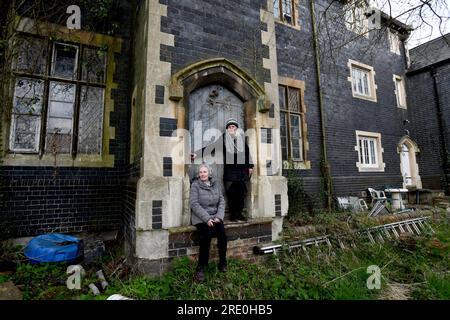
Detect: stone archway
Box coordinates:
(397, 136, 422, 189)
(169, 59, 268, 226)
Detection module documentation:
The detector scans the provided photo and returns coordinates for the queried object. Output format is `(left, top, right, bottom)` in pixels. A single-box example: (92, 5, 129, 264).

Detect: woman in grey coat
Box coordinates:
(190, 163, 227, 282)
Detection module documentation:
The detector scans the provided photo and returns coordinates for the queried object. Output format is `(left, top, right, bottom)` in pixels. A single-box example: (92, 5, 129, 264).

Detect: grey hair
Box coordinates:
(198, 163, 213, 177)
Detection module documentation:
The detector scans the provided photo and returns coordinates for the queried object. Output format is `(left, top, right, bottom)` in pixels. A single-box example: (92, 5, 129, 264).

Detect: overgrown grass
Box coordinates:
(6, 210, 449, 300)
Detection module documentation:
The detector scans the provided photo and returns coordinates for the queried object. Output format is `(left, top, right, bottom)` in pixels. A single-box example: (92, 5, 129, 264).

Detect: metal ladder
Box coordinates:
(254, 217, 434, 255)
(359, 217, 434, 244)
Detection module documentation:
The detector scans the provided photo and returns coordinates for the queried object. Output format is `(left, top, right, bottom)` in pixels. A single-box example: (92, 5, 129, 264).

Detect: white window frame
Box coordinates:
(393, 74, 407, 109)
(347, 59, 377, 102)
(355, 131, 385, 172)
(352, 67, 371, 97)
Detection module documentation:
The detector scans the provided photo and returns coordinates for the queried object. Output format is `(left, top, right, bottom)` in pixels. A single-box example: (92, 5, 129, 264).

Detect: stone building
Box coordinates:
(406, 33, 450, 192)
(1, 0, 448, 274)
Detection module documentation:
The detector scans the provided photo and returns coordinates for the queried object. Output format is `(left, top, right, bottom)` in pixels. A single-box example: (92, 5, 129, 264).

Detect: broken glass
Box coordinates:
(10, 115, 41, 152)
(45, 81, 75, 153)
(13, 37, 47, 75)
(51, 43, 78, 79)
(13, 78, 44, 115)
(82, 47, 107, 83)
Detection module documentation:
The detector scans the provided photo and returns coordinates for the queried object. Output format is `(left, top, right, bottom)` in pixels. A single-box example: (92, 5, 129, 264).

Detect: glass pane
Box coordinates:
(82, 47, 107, 83)
(363, 73, 369, 95)
(273, 0, 280, 19)
(288, 87, 300, 112)
(51, 43, 78, 79)
(279, 85, 287, 110)
(11, 115, 40, 152)
(282, 0, 293, 24)
(280, 112, 288, 160)
(78, 86, 104, 154)
(13, 78, 44, 115)
(46, 82, 75, 154)
(370, 140, 376, 164)
(45, 133, 72, 154)
(13, 37, 47, 75)
(359, 138, 363, 163)
(395, 80, 401, 106)
(352, 69, 357, 91)
(290, 114, 303, 160)
(364, 139, 369, 164)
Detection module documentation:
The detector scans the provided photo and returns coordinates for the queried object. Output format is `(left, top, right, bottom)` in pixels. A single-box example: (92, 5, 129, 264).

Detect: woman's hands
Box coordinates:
(207, 217, 221, 227)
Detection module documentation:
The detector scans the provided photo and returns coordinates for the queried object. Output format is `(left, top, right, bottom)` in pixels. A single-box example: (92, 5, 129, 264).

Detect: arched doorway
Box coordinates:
(398, 136, 422, 189)
(169, 58, 267, 224)
(188, 84, 245, 192)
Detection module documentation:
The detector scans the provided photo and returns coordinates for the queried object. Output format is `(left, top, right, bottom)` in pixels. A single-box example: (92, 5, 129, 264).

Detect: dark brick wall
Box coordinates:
(160, 0, 270, 84)
(406, 63, 449, 190)
(1, 1, 134, 239)
(1, 167, 123, 238)
(277, 0, 410, 198)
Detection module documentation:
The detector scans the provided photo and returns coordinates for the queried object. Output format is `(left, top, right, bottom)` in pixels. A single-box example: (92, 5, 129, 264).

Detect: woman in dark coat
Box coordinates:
(190, 163, 227, 282)
(223, 118, 253, 221)
(191, 118, 254, 222)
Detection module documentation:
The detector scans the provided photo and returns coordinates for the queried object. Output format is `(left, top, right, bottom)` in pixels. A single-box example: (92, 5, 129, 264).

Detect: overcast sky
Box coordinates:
(370, 0, 450, 48)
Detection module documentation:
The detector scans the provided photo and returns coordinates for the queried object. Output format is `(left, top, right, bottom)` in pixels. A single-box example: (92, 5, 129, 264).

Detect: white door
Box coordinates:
(401, 144, 412, 186)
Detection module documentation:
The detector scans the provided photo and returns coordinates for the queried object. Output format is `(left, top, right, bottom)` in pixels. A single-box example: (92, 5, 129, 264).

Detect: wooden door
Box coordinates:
(188, 84, 244, 195)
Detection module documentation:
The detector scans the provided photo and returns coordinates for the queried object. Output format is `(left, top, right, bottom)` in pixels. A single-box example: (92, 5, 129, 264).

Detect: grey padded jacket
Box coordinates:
(190, 178, 225, 225)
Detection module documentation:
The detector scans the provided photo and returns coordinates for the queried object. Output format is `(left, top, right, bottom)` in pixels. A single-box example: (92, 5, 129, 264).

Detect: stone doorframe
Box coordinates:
(168, 58, 269, 225)
(397, 135, 422, 189)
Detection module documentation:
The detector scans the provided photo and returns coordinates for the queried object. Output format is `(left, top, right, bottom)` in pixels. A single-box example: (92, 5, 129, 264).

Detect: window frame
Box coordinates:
(278, 77, 309, 169)
(9, 34, 108, 157)
(273, 0, 299, 29)
(355, 130, 385, 172)
(347, 59, 378, 102)
(388, 29, 401, 55)
(2, 17, 122, 168)
(393, 74, 407, 109)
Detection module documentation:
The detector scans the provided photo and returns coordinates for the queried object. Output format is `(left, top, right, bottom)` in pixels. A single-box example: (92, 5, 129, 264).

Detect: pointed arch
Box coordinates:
(168, 58, 268, 111)
(397, 135, 420, 154)
(397, 136, 422, 189)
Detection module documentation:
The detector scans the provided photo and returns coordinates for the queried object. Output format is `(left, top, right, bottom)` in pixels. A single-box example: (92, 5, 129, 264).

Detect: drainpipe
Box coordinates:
(430, 67, 450, 194)
(309, 0, 333, 211)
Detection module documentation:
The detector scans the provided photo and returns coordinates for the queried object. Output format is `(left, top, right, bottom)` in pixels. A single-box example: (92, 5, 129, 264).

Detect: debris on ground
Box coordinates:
(96, 269, 109, 290)
(83, 240, 106, 265)
(0, 281, 23, 300)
